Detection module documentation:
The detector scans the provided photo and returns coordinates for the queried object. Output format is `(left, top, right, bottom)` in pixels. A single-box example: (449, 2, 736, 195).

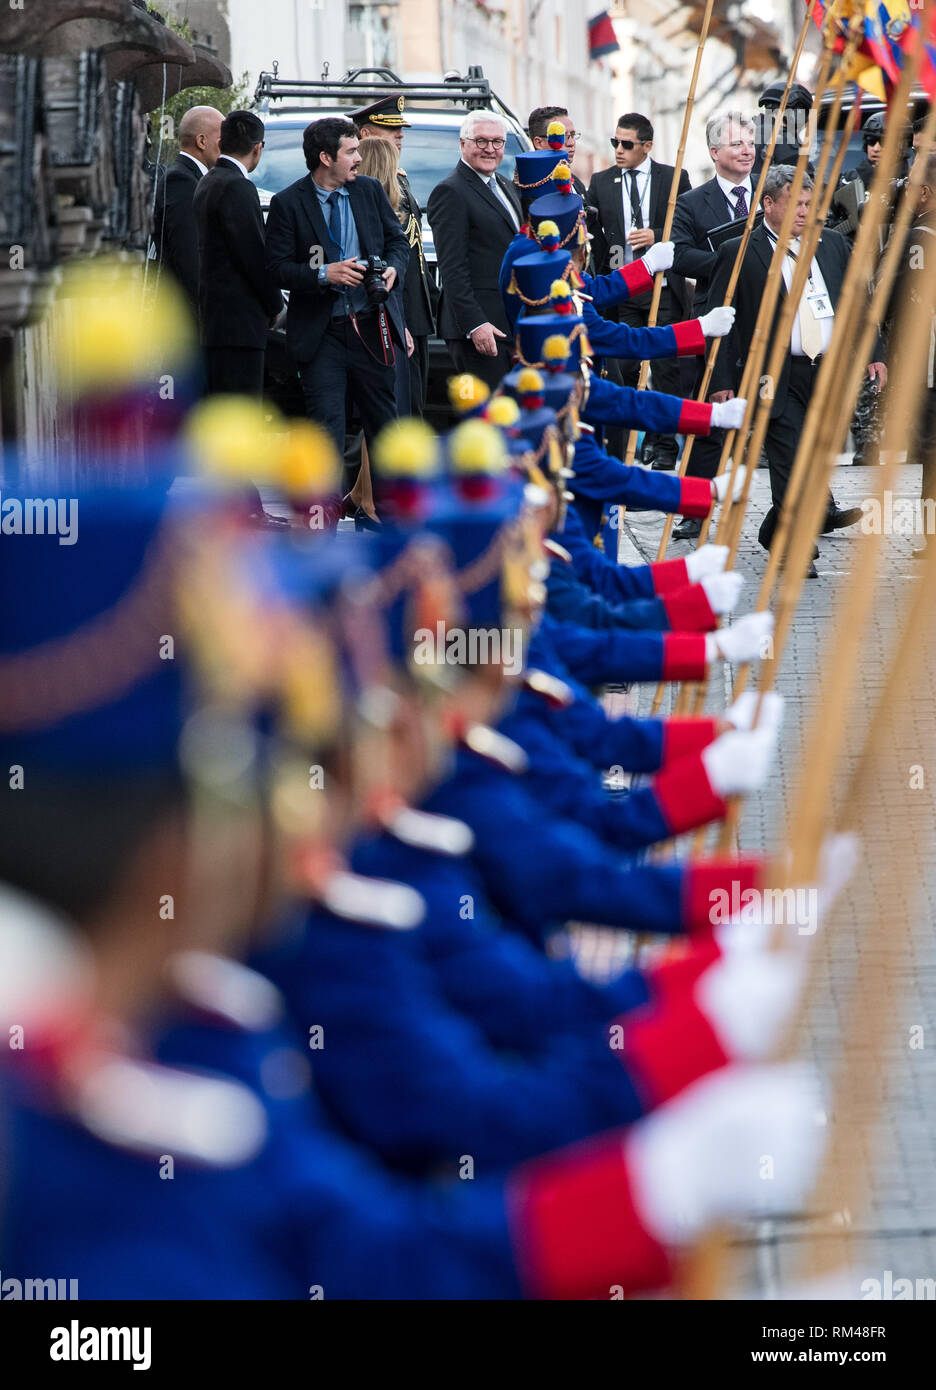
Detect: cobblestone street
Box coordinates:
(619, 462, 936, 1298)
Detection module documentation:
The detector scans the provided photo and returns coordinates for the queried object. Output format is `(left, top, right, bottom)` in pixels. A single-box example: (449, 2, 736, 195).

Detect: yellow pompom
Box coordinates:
(278, 421, 341, 496)
(486, 396, 521, 428)
(447, 373, 491, 413)
(549, 280, 572, 302)
(546, 120, 567, 139)
(535, 219, 560, 240)
(373, 417, 439, 477)
(449, 419, 507, 475)
(516, 367, 544, 394)
(185, 396, 282, 483)
(552, 162, 572, 183)
(54, 257, 196, 397)
(543, 334, 571, 361)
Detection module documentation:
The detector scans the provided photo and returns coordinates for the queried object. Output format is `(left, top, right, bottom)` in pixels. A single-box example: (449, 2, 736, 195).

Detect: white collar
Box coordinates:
(218, 154, 250, 179)
(461, 156, 499, 186)
(716, 172, 752, 202)
(179, 151, 209, 177)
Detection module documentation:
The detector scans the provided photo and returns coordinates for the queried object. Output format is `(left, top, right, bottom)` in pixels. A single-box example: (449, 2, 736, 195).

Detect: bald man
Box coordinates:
(152, 106, 223, 311)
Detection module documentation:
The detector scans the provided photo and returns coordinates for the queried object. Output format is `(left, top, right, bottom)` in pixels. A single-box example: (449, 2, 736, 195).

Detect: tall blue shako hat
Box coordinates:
(512, 121, 570, 214)
(507, 244, 575, 315)
(515, 280, 590, 367)
(528, 162, 587, 249)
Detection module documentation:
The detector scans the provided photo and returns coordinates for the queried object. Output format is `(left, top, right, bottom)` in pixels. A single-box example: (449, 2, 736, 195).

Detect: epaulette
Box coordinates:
(522, 667, 575, 709)
(385, 805, 475, 857)
(461, 722, 529, 774)
(168, 951, 284, 1034)
(321, 871, 426, 930)
(543, 537, 572, 563)
(70, 1054, 268, 1168)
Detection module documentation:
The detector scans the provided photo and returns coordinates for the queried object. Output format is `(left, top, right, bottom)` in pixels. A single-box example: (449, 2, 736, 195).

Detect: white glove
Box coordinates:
(685, 543, 728, 582)
(711, 464, 747, 504)
(642, 240, 675, 275)
(699, 570, 744, 615)
(701, 726, 778, 796)
(710, 398, 748, 431)
(726, 689, 785, 734)
(698, 305, 736, 338)
(627, 1063, 826, 1244)
(695, 951, 805, 1062)
(705, 610, 774, 665)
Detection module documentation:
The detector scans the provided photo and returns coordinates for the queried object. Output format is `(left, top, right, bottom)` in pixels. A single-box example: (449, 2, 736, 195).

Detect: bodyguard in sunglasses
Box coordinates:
(586, 113, 692, 470)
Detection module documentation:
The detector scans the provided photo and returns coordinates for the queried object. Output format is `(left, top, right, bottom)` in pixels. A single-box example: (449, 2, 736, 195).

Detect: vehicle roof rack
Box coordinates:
(253, 64, 523, 127)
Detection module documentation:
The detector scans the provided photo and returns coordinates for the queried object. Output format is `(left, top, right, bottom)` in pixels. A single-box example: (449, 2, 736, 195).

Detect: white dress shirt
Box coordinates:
(179, 151, 209, 177)
(460, 158, 519, 231)
(766, 231, 835, 357)
(716, 173, 753, 221)
(218, 154, 250, 179)
(620, 155, 652, 263)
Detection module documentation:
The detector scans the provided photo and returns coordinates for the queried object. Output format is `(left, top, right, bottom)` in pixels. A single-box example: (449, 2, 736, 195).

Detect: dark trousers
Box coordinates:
(298, 313, 399, 461)
(445, 336, 512, 392)
(603, 288, 683, 461)
(408, 333, 429, 416)
(758, 357, 833, 550)
(204, 346, 265, 398)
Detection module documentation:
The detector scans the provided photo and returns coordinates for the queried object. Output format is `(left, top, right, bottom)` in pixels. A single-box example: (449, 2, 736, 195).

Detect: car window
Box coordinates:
(250, 122, 524, 206)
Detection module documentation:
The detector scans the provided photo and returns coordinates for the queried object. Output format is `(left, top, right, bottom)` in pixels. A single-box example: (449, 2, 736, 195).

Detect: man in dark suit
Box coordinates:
(265, 117, 410, 459)
(586, 111, 692, 469)
(355, 95, 437, 415)
(151, 106, 223, 314)
(668, 111, 757, 522)
(427, 112, 523, 390)
(192, 110, 284, 399)
(708, 164, 885, 570)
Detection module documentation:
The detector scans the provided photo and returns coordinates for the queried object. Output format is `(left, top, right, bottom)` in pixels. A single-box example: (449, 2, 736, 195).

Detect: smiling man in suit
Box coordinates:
(427, 111, 523, 391)
(586, 112, 692, 469)
(264, 117, 410, 458)
(708, 164, 885, 570)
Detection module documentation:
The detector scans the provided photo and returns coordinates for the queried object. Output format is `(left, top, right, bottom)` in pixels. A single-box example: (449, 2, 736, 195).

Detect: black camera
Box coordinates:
(359, 255, 389, 305)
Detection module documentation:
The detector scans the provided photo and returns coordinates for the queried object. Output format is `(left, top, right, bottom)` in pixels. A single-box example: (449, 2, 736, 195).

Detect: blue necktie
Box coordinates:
(731, 186, 748, 221)
(326, 190, 342, 255)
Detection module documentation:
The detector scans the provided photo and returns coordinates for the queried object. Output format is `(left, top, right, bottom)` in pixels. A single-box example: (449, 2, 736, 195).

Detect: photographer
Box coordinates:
(265, 116, 410, 465)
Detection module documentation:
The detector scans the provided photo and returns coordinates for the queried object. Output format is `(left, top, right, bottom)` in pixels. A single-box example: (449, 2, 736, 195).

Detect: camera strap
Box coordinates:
(350, 305, 396, 367)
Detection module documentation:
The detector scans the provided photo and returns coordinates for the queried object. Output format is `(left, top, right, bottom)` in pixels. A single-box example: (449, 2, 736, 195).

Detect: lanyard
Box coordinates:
(767, 236, 819, 293)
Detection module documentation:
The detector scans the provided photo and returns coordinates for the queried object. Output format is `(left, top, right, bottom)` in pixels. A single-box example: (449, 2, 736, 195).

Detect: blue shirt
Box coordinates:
(313, 178, 368, 317)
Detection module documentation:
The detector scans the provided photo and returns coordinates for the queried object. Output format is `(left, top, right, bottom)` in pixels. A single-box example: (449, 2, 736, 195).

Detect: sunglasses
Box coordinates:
(610, 137, 645, 150)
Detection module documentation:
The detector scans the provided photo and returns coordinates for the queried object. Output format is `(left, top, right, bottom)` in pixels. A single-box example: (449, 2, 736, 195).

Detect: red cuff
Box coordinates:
(661, 632, 708, 681)
(661, 583, 718, 632)
(650, 556, 689, 594)
(677, 399, 714, 435)
(507, 1133, 672, 1299)
(621, 996, 730, 1107)
(661, 717, 720, 764)
(672, 319, 707, 356)
(618, 260, 653, 298)
(683, 858, 766, 936)
(677, 475, 714, 518)
(646, 940, 722, 1007)
(653, 751, 727, 836)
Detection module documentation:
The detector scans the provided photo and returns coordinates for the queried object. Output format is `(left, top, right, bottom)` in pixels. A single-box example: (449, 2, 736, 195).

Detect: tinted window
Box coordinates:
(251, 122, 524, 206)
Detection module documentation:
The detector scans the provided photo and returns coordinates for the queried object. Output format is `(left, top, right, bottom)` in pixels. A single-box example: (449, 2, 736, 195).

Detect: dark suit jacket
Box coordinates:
(586, 160, 692, 315)
(398, 170, 436, 338)
(427, 160, 523, 340)
(672, 176, 752, 314)
(192, 159, 283, 349)
(708, 222, 881, 414)
(265, 173, 410, 364)
(152, 153, 202, 310)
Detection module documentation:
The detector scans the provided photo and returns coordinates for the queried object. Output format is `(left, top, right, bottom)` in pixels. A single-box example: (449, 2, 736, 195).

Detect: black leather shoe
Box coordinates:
(673, 517, 703, 541)
(821, 504, 863, 533)
(650, 455, 677, 471)
(353, 507, 381, 533)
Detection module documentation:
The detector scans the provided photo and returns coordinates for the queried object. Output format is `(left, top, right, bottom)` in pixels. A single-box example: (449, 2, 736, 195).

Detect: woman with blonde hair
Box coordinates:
(343, 136, 413, 525)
